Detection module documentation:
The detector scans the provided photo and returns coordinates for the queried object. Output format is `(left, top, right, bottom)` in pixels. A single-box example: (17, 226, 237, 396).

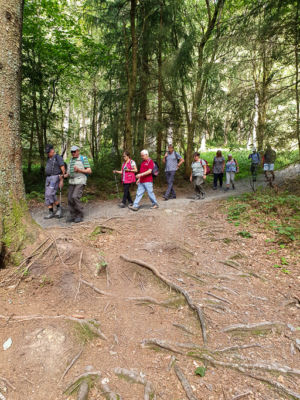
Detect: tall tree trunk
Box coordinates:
(27, 118, 35, 173)
(32, 89, 44, 172)
(295, 0, 300, 154)
(184, 0, 225, 176)
(124, 0, 137, 154)
(156, 1, 163, 169)
(0, 0, 28, 267)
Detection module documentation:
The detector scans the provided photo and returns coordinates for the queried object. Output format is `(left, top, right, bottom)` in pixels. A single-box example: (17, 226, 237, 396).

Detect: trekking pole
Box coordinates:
(113, 171, 121, 199)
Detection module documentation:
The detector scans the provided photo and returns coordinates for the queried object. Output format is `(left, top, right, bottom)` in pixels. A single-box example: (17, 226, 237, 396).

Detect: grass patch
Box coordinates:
(224, 177, 300, 244)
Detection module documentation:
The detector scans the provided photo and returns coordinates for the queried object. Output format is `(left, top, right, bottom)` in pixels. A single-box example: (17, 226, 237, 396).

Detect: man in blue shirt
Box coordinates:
(162, 144, 184, 200)
(248, 147, 260, 182)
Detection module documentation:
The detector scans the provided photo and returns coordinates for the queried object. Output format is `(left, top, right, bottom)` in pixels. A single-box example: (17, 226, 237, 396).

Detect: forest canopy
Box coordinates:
(21, 0, 300, 177)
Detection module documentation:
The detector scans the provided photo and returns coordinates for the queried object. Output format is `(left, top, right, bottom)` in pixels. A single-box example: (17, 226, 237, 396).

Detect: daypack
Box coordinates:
(152, 161, 159, 177)
(50, 154, 67, 176)
(202, 159, 211, 174)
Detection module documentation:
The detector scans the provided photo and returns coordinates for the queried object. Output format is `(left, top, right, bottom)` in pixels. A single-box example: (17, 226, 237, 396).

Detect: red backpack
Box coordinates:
(202, 159, 211, 174)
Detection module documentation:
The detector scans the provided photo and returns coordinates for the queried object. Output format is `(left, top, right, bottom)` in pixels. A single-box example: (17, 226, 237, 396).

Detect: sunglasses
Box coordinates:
(71, 150, 76, 153)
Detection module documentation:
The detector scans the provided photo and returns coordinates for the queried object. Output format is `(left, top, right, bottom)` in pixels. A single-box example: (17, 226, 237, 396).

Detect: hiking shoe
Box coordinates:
(163, 197, 168, 201)
(44, 211, 55, 219)
(224, 187, 229, 192)
(74, 216, 83, 223)
(232, 184, 235, 190)
(128, 203, 133, 206)
(119, 203, 126, 208)
(128, 205, 139, 211)
(150, 204, 159, 209)
(213, 187, 217, 190)
(54, 207, 63, 218)
(193, 195, 201, 200)
(66, 216, 75, 223)
(200, 193, 206, 199)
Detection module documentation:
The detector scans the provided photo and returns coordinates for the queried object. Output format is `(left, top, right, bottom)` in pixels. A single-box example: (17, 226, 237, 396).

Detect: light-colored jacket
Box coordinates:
(68, 156, 88, 185)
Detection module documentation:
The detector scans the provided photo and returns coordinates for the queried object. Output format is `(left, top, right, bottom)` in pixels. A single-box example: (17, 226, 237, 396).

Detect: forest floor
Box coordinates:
(0, 166, 299, 400)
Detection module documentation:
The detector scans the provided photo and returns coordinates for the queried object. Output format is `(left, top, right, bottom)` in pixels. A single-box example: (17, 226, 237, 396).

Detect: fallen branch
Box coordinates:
(74, 250, 84, 301)
(120, 255, 207, 344)
(59, 349, 83, 383)
(174, 364, 198, 400)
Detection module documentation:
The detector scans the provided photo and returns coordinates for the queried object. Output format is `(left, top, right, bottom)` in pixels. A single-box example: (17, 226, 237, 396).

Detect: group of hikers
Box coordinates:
(43, 143, 276, 222)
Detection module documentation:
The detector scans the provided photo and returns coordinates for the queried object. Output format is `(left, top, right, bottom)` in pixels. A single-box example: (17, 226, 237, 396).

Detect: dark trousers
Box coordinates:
(164, 170, 176, 198)
(122, 183, 133, 205)
(68, 184, 84, 218)
(213, 173, 223, 188)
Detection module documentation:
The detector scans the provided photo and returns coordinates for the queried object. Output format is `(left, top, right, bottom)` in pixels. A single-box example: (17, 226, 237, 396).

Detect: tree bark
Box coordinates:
(124, 0, 137, 154)
(295, 0, 300, 155)
(156, 1, 163, 170)
(0, 0, 27, 266)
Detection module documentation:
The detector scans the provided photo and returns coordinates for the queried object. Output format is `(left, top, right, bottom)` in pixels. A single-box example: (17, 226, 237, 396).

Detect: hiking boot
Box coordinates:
(54, 207, 63, 218)
(44, 211, 55, 219)
(213, 187, 217, 190)
(200, 193, 205, 199)
(163, 197, 168, 201)
(74, 216, 83, 223)
(193, 195, 201, 200)
(128, 203, 133, 206)
(232, 183, 235, 190)
(128, 205, 139, 211)
(119, 203, 126, 208)
(224, 187, 229, 192)
(66, 216, 75, 223)
(150, 204, 159, 209)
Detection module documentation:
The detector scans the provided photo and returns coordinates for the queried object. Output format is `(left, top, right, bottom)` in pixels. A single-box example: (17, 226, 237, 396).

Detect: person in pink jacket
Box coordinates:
(113, 151, 137, 207)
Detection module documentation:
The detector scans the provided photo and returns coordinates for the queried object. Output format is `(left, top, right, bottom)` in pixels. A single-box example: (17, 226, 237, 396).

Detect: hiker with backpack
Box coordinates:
(190, 152, 207, 200)
(129, 150, 159, 211)
(263, 144, 276, 181)
(248, 147, 260, 182)
(63, 145, 92, 223)
(113, 151, 137, 208)
(212, 150, 225, 190)
(44, 144, 65, 219)
(225, 154, 239, 191)
(162, 144, 184, 201)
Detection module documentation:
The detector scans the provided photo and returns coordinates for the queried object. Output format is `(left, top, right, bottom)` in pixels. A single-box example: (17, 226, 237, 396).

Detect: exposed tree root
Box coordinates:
(59, 349, 83, 383)
(114, 368, 155, 400)
(245, 372, 300, 400)
(100, 380, 122, 400)
(223, 321, 285, 335)
(191, 353, 300, 376)
(77, 381, 89, 400)
(205, 291, 231, 304)
(120, 254, 207, 344)
(142, 338, 184, 354)
(0, 376, 15, 391)
(215, 344, 261, 353)
(231, 392, 252, 400)
(0, 314, 107, 340)
(173, 323, 194, 335)
(173, 364, 198, 400)
(64, 371, 101, 396)
(18, 237, 50, 269)
(80, 279, 112, 296)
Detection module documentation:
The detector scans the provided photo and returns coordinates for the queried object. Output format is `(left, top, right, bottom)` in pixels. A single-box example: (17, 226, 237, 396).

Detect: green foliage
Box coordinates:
(195, 366, 206, 377)
(237, 231, 252, 238)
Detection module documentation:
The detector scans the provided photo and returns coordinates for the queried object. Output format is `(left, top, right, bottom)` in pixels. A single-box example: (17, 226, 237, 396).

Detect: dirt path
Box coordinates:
(31, 163, 300, 229)
(0, 165, 299, 400)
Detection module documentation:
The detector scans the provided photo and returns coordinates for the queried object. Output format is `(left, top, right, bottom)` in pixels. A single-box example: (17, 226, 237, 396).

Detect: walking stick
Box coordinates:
(113, 171, 121, 199)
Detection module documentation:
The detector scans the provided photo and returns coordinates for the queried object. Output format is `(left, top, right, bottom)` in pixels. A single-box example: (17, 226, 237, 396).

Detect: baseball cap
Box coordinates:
(228, 153, 232, 157)
(70, 145, 79, 152)
(45, 144, 53, 154)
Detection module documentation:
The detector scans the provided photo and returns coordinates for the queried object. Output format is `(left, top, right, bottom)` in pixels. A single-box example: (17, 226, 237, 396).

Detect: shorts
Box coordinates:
(263, 163, 274, 171)
(45, 175, 60, 205)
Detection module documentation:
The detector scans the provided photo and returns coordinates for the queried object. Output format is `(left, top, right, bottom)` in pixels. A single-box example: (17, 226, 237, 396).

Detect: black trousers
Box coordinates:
(122, 183, 133, 205)
(213, 173, 223, 188)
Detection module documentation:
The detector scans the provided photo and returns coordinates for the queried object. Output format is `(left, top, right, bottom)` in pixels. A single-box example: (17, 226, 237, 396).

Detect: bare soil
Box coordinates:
(0, 168, 299, 400)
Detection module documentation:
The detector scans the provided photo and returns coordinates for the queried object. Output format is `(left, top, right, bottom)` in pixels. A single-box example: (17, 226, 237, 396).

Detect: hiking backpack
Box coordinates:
(202, 159, 211, 174)
(152, 161, 159, 177)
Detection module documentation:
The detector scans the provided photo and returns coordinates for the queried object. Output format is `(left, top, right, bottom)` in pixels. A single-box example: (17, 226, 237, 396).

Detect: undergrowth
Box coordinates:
(225, 177, 300, 244)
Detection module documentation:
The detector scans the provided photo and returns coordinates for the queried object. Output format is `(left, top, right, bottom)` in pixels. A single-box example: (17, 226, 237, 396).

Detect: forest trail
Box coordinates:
(32, 163, 300, 229)
(0, 165, 299, 400)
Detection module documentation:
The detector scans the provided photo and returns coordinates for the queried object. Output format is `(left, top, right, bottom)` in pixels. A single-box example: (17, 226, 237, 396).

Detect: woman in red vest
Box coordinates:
(113, 151, 137, 207)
